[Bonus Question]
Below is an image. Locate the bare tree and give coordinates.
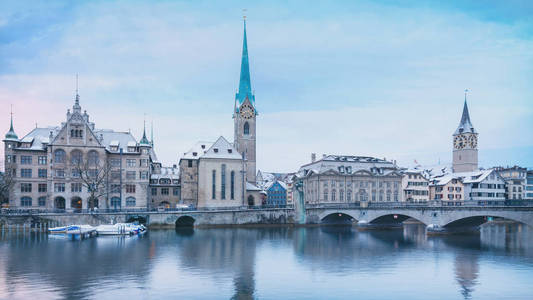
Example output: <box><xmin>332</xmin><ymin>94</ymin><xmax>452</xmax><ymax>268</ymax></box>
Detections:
<box><xmin>0</xmin><ymin>170</ymin><xmax>14</xmax><ymax>206</ymax></box>
<box><xmin>73</xmin><ymin>154</ymin><xmax>112</xmax><ymax>211</ymax></box>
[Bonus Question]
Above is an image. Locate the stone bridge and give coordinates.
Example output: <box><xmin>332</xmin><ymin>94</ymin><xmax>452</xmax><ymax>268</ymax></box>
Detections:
<box><xmin>304</xmin><ymin>206</ymin><xmax>533</xmax><ymax>228</ymax></box>
<box><xmin>1</xmin><ymin>205</ymin><xmax>532</xmax><ymax>231</ymax></box>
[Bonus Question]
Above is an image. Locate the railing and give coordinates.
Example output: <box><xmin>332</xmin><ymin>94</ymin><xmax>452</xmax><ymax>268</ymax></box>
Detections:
<box><xmin>0</xmin><ymin>204</ymin><xmax>295</xmax><ymax>216</ymax></box>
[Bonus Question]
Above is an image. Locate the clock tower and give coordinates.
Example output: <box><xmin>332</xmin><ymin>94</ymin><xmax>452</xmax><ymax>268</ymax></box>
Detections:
<box><xmin>452</xmin><ymin>91</ymin><xmax>478</xmax><ymax>173</ymax></box>
<box><xmin>234</xmin><ymin>17</ymin><xmax>257</xmax><ymax>183</ymax></box>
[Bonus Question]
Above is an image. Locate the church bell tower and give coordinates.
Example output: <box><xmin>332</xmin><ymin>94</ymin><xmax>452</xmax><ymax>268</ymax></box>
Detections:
<box><xmin>233</xmin><ymin>17</ymin><xmax>257</xmax><ymax>183</ymax></box>
<box><xmin>452</xmin><ymin>91</ymin><xmax>478</xmax><ymax>173</ymax></box>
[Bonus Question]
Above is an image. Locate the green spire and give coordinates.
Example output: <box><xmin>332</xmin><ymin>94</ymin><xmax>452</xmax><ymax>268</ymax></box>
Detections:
<box><xmin>235</xmin><ymin>18</ymin><xmax>255</xmax><ymax>108</ymax></box>
<box><xmin>5</xmin><ymin>106</ymin><xmax>18</xmax><ymax>140</ymax></box>
<box><xmin>139</xmin><ymin>117</ymin><xmax>150</xmax><ymax>146</ymax></box>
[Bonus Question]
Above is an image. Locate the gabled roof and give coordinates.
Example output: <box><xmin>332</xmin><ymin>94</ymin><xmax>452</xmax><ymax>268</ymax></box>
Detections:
<box><xmin>202</xmin><ymin>136</ymin><xmax>243</xmax><ymax>160</ymax></box>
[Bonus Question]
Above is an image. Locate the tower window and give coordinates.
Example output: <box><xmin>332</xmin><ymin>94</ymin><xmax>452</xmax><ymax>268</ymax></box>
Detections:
<box><xmin>244</xmin><ymin>122</ymin><xmax>250</xmax><ymax>135</ymax></box>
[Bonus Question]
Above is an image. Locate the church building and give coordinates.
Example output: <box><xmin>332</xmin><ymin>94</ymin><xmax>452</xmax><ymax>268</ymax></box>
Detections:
<box><xmin>179</xmin><ymin>18</ymin><xmax>262</xmax><ymax>208</ymax></box>
<box><xmin>452</xmin><ymin>93</ymin><xmax>479</xmax><ymax>173</ymax></box>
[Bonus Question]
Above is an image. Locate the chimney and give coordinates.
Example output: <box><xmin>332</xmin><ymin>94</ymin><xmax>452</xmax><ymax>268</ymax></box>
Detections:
<box><xmin>311</xmin><ymin>153</ymin><xmax>316</xmax><ymax>163</ymax></box>
<box><xmin>322</xmin><ymin>154</ymin><xmax>327</xmax><ymax>158</ymax></box>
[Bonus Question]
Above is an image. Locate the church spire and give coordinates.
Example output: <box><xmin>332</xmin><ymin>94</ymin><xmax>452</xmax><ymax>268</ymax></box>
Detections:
<box><xmin>235</xmin><ymin>15</ymin><xmax>255</xmax><ymax>108</ymax></box>
<box><xmin>150</xmin><ymin>120</ymin><xmax>154</xmax><ymax>147</ymax></box>
<box><xmin>5</xmin><ymin>105</ymin><xmax>18</xmax><ymax>140</ymax></box>
<box><xmin>73</xmin><ymin>73</ymin><xmax>81</xmax><ymax>114</ymax></box>
<box><xmin>454</xmin><ymin>89</ymin><xmax>476</xmax><ymax>135</ymax></box>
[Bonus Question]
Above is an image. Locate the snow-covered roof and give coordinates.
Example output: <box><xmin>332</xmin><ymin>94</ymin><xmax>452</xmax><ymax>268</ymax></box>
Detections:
<box><xmin>265</xmin><ymin>180</ymin><xmax>288</xmax><ymax>190</ymax></box>
<box><xmin>151</xmin><ymin>166</ymin><xmax>179</xmax><ymax>180</ymax></box>
<box><xmin>430</xmin><ymin>169</ymin><xmax>501</xmax><ymax>186</ymax></box>
<box><xmin>17</xmin><ymin>127</ymin><xmax>59</xmax><ymax>151</ymax></box>
<box><xmin>94</xmin><ymin>129</ymin><xmax>138</xmax><ymax>152</ymax></box>
<box><xmin>181</xmin><ymin>137</ymin><xmax>242</xmax><ymax>161</ymax></box>
<box><xmin>246</xmin><ymin>182</ymin><xmax>262</xmax><ymax>191</ymax></box>
<box><xmin>298</xmin><ymin>155</ymin><xmax>400</xmax><ymax>177</ymax></box>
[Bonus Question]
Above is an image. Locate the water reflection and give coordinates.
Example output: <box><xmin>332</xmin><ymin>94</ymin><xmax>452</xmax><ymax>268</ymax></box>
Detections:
<box><xmin>0</xmin><ymin>224</ymin><xmax>532</xmax><ymax>300</ymax></box>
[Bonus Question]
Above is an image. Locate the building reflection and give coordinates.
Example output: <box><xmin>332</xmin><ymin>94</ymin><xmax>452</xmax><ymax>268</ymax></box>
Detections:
<box><xmin>0</xmin><ymin>232</ymin><xmax>152</xmax><ymax>299</ymax></box>
<box><xmin>454</xmin><ymin>252</ymin><xmax>479</xmax><ymax>299</ymax></box>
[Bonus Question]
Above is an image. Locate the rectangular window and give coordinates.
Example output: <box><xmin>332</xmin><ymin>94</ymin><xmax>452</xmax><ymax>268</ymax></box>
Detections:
<box><xmin>161</xmin><ymin>188</ymin><xmax>169</xmax><ymax>195</ymax></box>
<box><xmin>54</xmin><ymin>183</ymin><xmax>65</xmax><ymax>192</ymax></box>
<box><xmin>21</xmin><ymin>169</ymin><xmax>32</xmax><ymax>178</ymax></box>
<box><xmin>38</xmin><ymin>183</ymin><xmax>47</xmax><ymax>193</ymax></box>
<box><xmin>151</xmin><ymin>188</ymin><xmax>157</xmax><ymax>196</ymax></box>
<box><xmin>173</xmin><ymin>188</ymin><xmax>179</xmax><ymax>196</ymax></box>
<box><xmin>221</xmin><ymin>165</ymin><xmax>226</xmax><ymax>200</ymax></box>
<box><xmin>55</xmin><ymin>169</ymin><xmax>65</xmax><ymax>178</ymax></box>
<box><xmin>140</xmin><ymin>159</ymin><xmax>148</xmax><ymax>167</ymax></box>
<box><xmin>38</xmin><ymin>156</ymin><xmax>47</xmax><ymax>165</ymax></box>
<box><xmin>188</xmin><ymin>160</ymin><xmax>193</xmax><ymax>168</ymax></box>
<box><xmin>71</xmin><ymin>169</ymin><xmax>80</xmax><ymax>178</ymax></box>
<box><xmin>230</xmin><ymin>171</ymin><xmax>235</xmax><ymax>200</ymax></box>
<box><xmin>71</xmin><ymin>182</ymin><xmax>82</xmax><ymax>193</ymax></box>
<box><xmin>126</xmin><ymin>171</ymin><xmax>136</xmax><ymax>180</ymax></box>
<box><xmin>38</xmin><ymin>197</ymin><xmax>46</xmax><ymax>206</ymax></box>
<box><xmin>110</xmin><ymin>158</ymin><xmax>121</xmax><ymax>167</ymax></box>
<box><xmin>126</xmin><ymin>159</ymin><xmax>136</xmax><ymax>167</ymax></box>
<box><xmin>20</xmin><ymin>183</ymin><xmax>32</xmax><ymax>193</ymax></box>
<box><xmin>140</xmin><ymin>171</ymin><xmax>148</xmax><ymax>180</ymax></box>
<box><xmin>38</xmin><ymin>169</ymin><xmax>47</xmax><ymax>178</ymax></box>
<box><xmin>111</xmin><ymin>184</ymin><xmax>121</xmax><ymax>193</ymax></box>
<box><xmin>111</xmin><ymin>171</ymin><xmax>121</xmax><ymax>180</ymax></box>
<box><xmin>88</xmin><ymin>169</ymin><xmax>98</xmax><ymax>178</ymax></box>
<box><xmin>126</xmin><ymin>184</ymin><xmax>136</xmax><ymax>193</ymax></box>
<box><xmin>21</xmin><ymin>156</ymin><xmax>32</xmax><ymax>165</ymax></box>
<box><xmin>212</xmin><ymin>170</ymin><xmax>216</xmax><ymax>199</ymax></box>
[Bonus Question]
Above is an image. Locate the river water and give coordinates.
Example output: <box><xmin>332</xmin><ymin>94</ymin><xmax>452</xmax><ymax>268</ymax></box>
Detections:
<box><xmin>0</xmin><ymin>223</ymin><xmax>532</xmax><ymax>300</ymax></box>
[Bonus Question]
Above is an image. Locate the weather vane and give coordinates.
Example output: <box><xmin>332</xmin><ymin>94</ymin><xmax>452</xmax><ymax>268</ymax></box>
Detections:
<box><xmin>243</xmin><ymin>8</ymin><xmax>247</xmax><ymax>20</ymax></box>
<box><xmin>464</xmin><ymin>88</ymin><xmax>469</xmax><ymax>100</ymax></box>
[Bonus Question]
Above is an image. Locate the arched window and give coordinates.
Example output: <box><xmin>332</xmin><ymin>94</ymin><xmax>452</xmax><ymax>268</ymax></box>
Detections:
<box><xmin>126</xmin><ymin>197</ymin><xmax>136</xmax><ymax>207</ymax></box>
<box><xmin>111</xmin><ymin>197</ymin><xmax>121</xmax><ymax>208</ymax></box>
<box><xmin>88</xmin><ymin>150</ymin><xmax>99</xmax><ymax>165</ymax></box>
<box><xmin>230</xmin><ymin>171</ymin><xmax>235</xmax><ymax>200</ymax></box>
<box><xmin>324</xmin><ymin>189</ymin><xmax>328</xmax><ymax>201</ymax></box>
<box><xmin>21</xmin><ymin>197</ymin><xmax>32</xmax><ymax>207</ymax></box>
<box><xmin>243</xmin><ymin>122</ymin><xmax>250</xmax><ymax>135</ymax></box>
<box><xmin>54</xmin><ymin>149</ymin><xmax>66</xmax><ymax>163</ymax></box>
<box><xmin>70</xmin><ymin>150</ymin><xmax>83</xmax><ymax>165</ymax></box>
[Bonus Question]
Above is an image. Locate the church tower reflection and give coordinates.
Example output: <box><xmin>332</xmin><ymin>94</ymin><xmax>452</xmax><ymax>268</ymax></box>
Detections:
<box><xmin>454</xmin><ymin>252</ymin><xmax>479</xmax><ymax>299</ymax></box>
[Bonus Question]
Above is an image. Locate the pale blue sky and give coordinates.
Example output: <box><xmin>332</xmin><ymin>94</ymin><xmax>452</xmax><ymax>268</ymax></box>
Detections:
<box><xmin>1</xmin><ymin>0</ymin><xmax>532</xmax><ymax>171</ymax></box>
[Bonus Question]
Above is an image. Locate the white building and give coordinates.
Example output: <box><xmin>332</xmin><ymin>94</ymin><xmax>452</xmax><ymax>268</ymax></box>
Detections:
<box><xmin>401</xmin><ymin>169</ymin><xmax>430</xmax><ymax>202</ymax></box>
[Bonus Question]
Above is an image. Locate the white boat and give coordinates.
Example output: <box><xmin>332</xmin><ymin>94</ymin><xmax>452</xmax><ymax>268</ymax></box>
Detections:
<box><xmin>95</xmin><ymin>224</ymin><xmax>131</xmax><ymax>235</ymax></box>
<box><xmin>49</xmin><ymin>225</ymin><xmax>69</xmax><ymax>234</ymax></box>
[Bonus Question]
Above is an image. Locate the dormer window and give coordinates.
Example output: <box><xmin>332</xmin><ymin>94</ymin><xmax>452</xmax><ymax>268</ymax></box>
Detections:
<box><xmin>214</xmin><ymin>148</ymin><xmax>219</xmax><ymax>153</ymax></box>
<box><xmin>127</xmin><ymin>146</ymin><xmax>135</xmax><ymax>152</ymax></box>
<box><xmin>110</xmin><ymin>146</ymin><xmax>118</xmax><ymax>152</ymax></box>
<box><xmin>338</xmin><ymin>166</ymin><xmax>345</xmax><ymax>173</ymax></box>
<box><xmin>192</xmin><ymin>152</ymin><xmax>197</xmax><ymax>157</ymax></box>
<box><xmin>228</xmin><ymin>149</ymin><xmax>232</xmax><ymax>153</ymax></box>
<box><xmin>201</xmin><ymin>145</ymin><xmax>206</xmax><ymax>149</ymax></box>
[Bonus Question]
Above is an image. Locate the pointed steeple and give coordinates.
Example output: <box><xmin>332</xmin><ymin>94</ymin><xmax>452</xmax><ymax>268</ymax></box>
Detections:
<box><xmin>139</xmin><ymin>116</ymin><xmax>150</xmax><ymax>146</ymax></box>
<box><xmin>73</xmin><ymin>74</ymin><xmax>81</xmax><ymax>114</ymax></box>
<box><xmin>150</xmin><ymin>120</ymin><xmax>154</xmax><ymax>147</ymax></box>
<box><xmin>235</xmin><ymin>16</ymin><xmax>255</xmax><ymax>109</ymax></box>
<box><xmin>454</xmin><ymin>89</ymin><xmax>476</xmax><ymax>135</ymax></box>
<box><xmin>5</xmin><ymin>105</ymin><xmax>18</xmax><ymax>140</ymax></box>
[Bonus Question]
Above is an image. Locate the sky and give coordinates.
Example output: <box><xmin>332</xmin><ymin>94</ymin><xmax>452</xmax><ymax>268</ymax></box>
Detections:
<box><xmin>1</xmin><ymin>0</ymin><xmax>532</xmax><ymax>172</ymax></box>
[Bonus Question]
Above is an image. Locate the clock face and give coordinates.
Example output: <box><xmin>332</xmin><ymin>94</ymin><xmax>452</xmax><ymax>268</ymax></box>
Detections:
<box><xmin>468</xmin><ymin>135</ymin><xmax>478</xmax><ymax>148</ymax></box>
<box><xmin>454</xmin><ymin>135</ymin><xmax>465</xmax><ymax>149</ymax></box>
<box><xmin>240</xmin><ymin>104</ymin><xmax>254</xmax><ymax>119</ymax></box>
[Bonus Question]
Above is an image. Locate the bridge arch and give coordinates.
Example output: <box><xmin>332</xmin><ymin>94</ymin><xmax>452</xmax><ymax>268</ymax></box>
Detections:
<box><xmin>368</xmin><ymin>213</ymin><xmax>427</xmax><ymax>225</ymax></box>
<box><xmin>320</xmin><ymin>212</ymin><xmax>357</xmax><ymax>225</ymax></box>
<box><xmin>175</xmin><ymin>216</ymin><xmax>195</xmax><ymax>228</ymax></box>
<box><xmin>442</xmin><ymin>212</ymin><xmax>533</xmax><ymax>228</ymax></box>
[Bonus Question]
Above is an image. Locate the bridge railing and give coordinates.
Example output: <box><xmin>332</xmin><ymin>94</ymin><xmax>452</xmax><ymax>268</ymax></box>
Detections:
<box><xmin>0</xmin><ymin>204</ymin><xmax>295</xmax><ymax>216</ymax></box>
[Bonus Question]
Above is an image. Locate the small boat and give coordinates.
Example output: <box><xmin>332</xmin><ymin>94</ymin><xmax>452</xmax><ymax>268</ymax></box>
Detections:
<box><xmin>48</xmin><ymin>225</ymin><xmax>69</xmax><ymax>234</ymax></box>
<box><xmin>95</xmin><ymin>224</ymin><xmax>131</xmax><ymax>235</ymax></box>
<box><xmin>48</xmin><ymin>225</ymin><xmax>97</xmax><ymax>240</ymax></box>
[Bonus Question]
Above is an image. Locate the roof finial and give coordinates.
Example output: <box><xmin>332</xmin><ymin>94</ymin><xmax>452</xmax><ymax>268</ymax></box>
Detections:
<box><xmin>243</xmin><ymin>8</ymin><xmax>247</xmax><ymax>21</ymax></box>
<box><xmin>73</xmin><ymin>73</ymin><xmax>81</xmax><ymax>113</ymax></box>
<box><xmin>139</xmin><ymin>113</ymin><xmax>150</xmax><ymax>146</ymax></box>
<box><xmin>76</xmin><ymin>73</ymin><xmax>79</xmax><ymax>95</ymax></box>
<box><xmin>150</xmin><ymin>119</ymin><xmax>154</xmax><ymax>146</ymax></box>
<box><xmin>464</xmin><ymin>88</ymin><xmax>468</xmax><ymax>102</ymax></box>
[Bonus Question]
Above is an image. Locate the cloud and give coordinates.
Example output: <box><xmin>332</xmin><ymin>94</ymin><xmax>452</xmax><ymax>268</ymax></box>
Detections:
<box><xmin>0</xmin><ymin>0</ymin><xmax>532</xmax><ymax>171</ymax></box>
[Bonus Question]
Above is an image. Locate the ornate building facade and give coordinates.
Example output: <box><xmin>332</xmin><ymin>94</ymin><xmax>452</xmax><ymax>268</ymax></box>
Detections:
<box><xmin>3</xmin><ymin>93</ymin><xmax>156</xmax><ymax>210</ymax></box>
<box><xmin>296</xmin><ymin>155</ymin><xmax>403</xmax><ymax>204</ymax></box>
